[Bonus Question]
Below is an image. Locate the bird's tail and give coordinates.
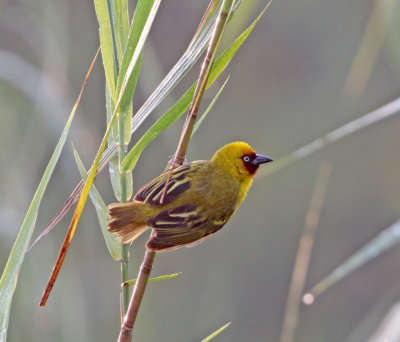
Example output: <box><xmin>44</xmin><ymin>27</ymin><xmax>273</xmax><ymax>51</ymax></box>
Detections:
<box><xmin>107</xmin><ymin>202</ymin><xmax>149</xmax><ymax>244</ymax></box>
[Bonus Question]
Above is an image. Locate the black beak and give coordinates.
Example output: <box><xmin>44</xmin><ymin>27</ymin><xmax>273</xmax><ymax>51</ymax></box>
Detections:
<box><xmin>251</xmin><ymin>154</ymin><xmax>273</xmax><ymax>166</ymax></box>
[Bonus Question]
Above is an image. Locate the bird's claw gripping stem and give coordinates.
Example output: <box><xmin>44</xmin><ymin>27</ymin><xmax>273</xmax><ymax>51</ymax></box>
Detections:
<box><xmin>168</xmin><ymin>155</ymin><xmax>189</xmax><ymax>168</ymax></box>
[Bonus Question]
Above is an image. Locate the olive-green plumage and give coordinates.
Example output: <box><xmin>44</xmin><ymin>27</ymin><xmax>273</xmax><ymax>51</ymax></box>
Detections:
<box><xmin>107</xmin><ymin>142</ymin><xmax>272</xmax><ymax>252</ymax></box>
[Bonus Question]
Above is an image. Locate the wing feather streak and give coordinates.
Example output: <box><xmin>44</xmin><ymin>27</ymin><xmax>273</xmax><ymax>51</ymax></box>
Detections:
<box><xmin>134</xmin><ymin>165</ymin><xmax>192</xmax><ymax>206</ymax></box>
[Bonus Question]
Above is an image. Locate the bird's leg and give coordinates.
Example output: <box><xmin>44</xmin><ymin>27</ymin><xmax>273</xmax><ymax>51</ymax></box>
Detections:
<box><xmin>168</xmin><ymin>155</ymin><xmax>190</xmax><ymax>168</ymax></box>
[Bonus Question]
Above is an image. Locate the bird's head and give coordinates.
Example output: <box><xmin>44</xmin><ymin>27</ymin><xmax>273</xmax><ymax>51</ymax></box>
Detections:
<box><xmin>211</xmin><ymin>142</ymin><xmax>273</xmax><ymax>180</ymax></box>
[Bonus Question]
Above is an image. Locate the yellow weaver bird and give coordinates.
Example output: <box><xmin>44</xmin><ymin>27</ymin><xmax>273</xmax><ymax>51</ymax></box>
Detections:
<box><xmin>107</xmin><ymin>142</ymin><xmax>273</xmax><ymax>252</ymax></box>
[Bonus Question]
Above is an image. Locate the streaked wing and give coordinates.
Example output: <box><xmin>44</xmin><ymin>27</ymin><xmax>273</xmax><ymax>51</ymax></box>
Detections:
<box><xmin>134</xmin><ymin>165</ymin><xmax>191</xmax><ymax>206</ymax></box>
<box><xmin>146</xmin><ymin>205</ymin><xmax>229</xmax><ymax>251</ymax></box>
<box><xmin>148</xmin><ymin>204</ymin><xmax>200</xmax><ymax>229</ymax></box>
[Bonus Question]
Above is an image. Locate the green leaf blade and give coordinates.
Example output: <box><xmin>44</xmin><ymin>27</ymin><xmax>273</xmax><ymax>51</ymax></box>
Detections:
<box><xmin>201</xmin><ymin>322</ymin><xmax>231</xmax><ymax>342</ymax></box>
<box><xmin>0</xmin><ymin>100</ymin><xmax>77</xmax><ymax>340</ymax></box>
<box><xmin>94</xmin><ymin>0</ymin><xmax>118</xmax><ymax>100</ymax></box>
<box><xmin>108</xmin><ymin>156</ymin><xmax>134</xmax><ymax>202</ymax></box>
<box><xmin>72</xmin><ymin>146</ymin><xmax>122</xmax><ymax>261</ymax></box>
<box><xmin>193</xmin><ymin>76</ymin><xmax>230</xmax><ymax>136</ymax></box>
<box><xmin>121</xmin><ymin>84</ymin><xmax>196</xmax><ymax>172</ymax></box>
<box><xmin>121</xmin><ymin>5</ymin><xmax>269</xmax><ymax>173</ymax></box>
<box><xmin>117</xmin><ymin>0</ymin><xmax>154</xmax><ymax>121</ymax></box>
<box><xmin>125</xmin><ymin>272</ymin><xmax>182</xmax><ymax>286</ymax></box>
<box><xmin>113</xmin><ymin>0</ymin><xmax>130</xmax><ymax>63</ymax></box>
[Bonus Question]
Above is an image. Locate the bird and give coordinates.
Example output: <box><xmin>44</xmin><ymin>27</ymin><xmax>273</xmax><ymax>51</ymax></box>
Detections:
<box><xmin>107</xmin><ymin>142</ymin><xmax>273</xmax><ymax>252</ymax></box>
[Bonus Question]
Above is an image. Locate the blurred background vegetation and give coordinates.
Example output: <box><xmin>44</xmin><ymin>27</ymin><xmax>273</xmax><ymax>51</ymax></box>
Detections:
<box><xmin>1</xmin><ymin>0</ymin><xmax>400</xmax><ymax>341</ymax></box>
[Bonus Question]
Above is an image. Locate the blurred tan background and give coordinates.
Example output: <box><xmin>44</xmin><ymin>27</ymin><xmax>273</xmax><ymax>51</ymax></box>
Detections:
<box><xmin>1</xmin><ymin>0</ymin><xmax>400</xmax><ymax>341</ymax></box>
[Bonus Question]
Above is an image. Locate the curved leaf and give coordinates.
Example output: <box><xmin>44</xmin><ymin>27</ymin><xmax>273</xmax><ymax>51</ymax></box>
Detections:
<box><xmin>0</xmin><ymin>86</ymin><xmax>77</xmax><ymax>340</ymax></box>
<box><xmin>121</xmin><ymin>4</ymin><xmax>270</xmax><ymax>172</ymax></box>
<box><xmin>72</xmin><ymin>146</ymin><xmax>122</xmax><ymax>261</ymax></box>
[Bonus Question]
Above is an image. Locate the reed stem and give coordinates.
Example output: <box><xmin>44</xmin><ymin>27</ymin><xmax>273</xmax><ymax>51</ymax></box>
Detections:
<box><xmin>118</xmin><ymin>247</ymin><xmax>156</xmax><ymax>342</ymax></box>
<box><xmin>117</xmin><ymin>1</ymin><xmax>233</xmax><ymax>340</ymax></box>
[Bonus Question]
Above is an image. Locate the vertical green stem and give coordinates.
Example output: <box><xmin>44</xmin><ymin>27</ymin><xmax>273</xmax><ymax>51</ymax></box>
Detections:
<box><xmin>120</xmin><ymin>242</ymin><xmax>130</xmax><ymax>316</ymax></box>
<box><xmin>119</xmin><ymin>248</ymin><xmax>156</xmax><ymax>342</ymax></box>
<box><xmin>118</xmin><ymin>114</ymin><xmax>130</xmax><ymax>315</ymax></box>
<box><xmin>106</xmin><ymin>0</ymin><xmax>129</xmax><ymax>317</ymax></box>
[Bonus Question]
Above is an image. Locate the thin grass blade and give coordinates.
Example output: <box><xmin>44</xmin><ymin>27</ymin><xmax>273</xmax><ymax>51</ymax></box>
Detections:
<box><xmin>201</xmin><ymin>322</ymin><xmax>231</xmax><ymax>342</ymax></box>
<box><xmin>0</xmin><ymin>287</ymin><xmax>12</xmax><ymax>342</ymax></box>
<box><xmin>192</xmin><ymin>75</ymin><xmax>230</xmax><ymax>136</ymax></box>
<box><xmin>259</xmin><ymin>96</ymin><xmax>400</xmax><ymax>180</ymax></box>
<box><xmin>39</xmin><ymin>92</ymin><xmax>119</xmax><ymax>306</ymax></box>
<box><xmin>124</xmin><ymin>272</ymin><xmax>182</xmax><ymax>286</ymax></box>
<box><xmin>27</xmin><ymin>48</ymin><xmax>101</xmax><ymax>252</ymax></box>
<box><xmin>0</xmin><ymin>107</ymin><xmax>71</xmax><ymax>336</ymax></box>
<box><xmin>118</xmin><ymin>0</ymin><xmax>161</xmax><ymax>113</ymax></box>
<box><xmin>120</xmin><ymin>73</ymin><xmax>228</xmax><ymax>173</ymax></box>
<box><xmin>116</xmin><ymin>0</ymin><xmax>155</xmax><ymax>124</ymax></box>
<box><xmin>94</xmin><ymin>0</ymin><xmax>118</xmax><ymax>100</ymax></box>
<box><xmin>72</xmin><ymin>145</ymin><xmax>122</xmax><ymax>261</ymax></box>
<box><xmin>113</xmin><ymin>0</ymin><xmax>129</xmax><ymax>63</ymax></box>
<box><xmin>303</xmin><ymin>219</ymin><xmax>400</xmax><ymax>304</ymax></box>
<box><xmin>127</xmin><ymin>0</ymin><xmax>242</xmax><ymax>138</ymax></box>
<box><xmin>0</xmin><ymin>46</ymin><xmax>97</xmax><ymax>338</ymax></box>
